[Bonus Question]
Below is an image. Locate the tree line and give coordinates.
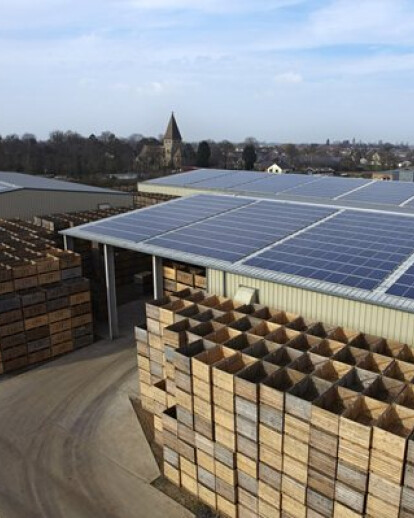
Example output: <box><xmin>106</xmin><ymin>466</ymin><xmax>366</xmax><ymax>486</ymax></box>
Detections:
<box><xmin>0</xmin><ymin>132</ymin><xmax>258</xmax><ymax>178</ymax></box>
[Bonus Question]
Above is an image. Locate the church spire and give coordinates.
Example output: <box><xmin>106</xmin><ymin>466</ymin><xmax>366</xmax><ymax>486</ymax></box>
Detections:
<box><xmin>164</xmin><ymin>112</ymin><xmax>182</xmax><ymax>142</ymax></box>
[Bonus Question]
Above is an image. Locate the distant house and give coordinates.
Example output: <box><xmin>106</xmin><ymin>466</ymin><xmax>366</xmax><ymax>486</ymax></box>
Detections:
<box><xmin>266</xmin><ymin>162</ymin><xmax>287</xmax><ymax>174</ymax></box>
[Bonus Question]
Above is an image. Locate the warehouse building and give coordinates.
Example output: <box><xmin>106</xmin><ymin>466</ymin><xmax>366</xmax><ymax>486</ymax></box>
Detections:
<box><xmin>137</xmin><ymin>168</ymin><xmax>414</xmax><ymax>213</ymax></box>
<box><xmin>0</xmin><ymin>171</ymin><xmax>132</xmax><ymax>219</ymax></box>
<box><xmin>62</xmin><ymin>186</ymin><xmax>414</xmax><ymax>345</ymax></box>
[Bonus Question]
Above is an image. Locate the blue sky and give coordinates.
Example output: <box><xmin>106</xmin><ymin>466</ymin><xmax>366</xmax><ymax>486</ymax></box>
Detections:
<box><xmin>1</xmin><ymin>0</ymin><xmax>414</xmax><ymax>142</ymax></box>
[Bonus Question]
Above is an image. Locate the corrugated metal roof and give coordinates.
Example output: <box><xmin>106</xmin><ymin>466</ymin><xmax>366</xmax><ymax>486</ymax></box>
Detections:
<box><xmin>62</xmin><ymin>193</ymin><xmax>414</xmax><ymax>314</ymax></box>
<box><xmin>0</xmin><ymin>172</ymin><xmax>128</xmax><ymax>195</ymax></box>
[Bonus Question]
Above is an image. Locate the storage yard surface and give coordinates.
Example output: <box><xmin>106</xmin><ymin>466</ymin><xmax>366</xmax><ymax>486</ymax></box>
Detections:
<box><xmin>0</xmin><ymin>300</ymin><xmax>192</xmax><ymax>518</ymax></box>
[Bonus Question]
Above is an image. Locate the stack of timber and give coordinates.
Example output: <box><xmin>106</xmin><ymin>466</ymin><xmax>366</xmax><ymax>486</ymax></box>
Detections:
<box><xmin>135</xmin><ymin>288</ymin><xmax>414</xmax><ymax>517</ymax></box>
<box><xmin>163</xmin><ymin>260</ymin><xmax>207</xmax><ymax>295</ymax></box>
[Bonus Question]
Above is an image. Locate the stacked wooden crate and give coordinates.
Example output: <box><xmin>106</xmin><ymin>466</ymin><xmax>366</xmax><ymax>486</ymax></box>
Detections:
<box><xmin>136</xmin><ymin>289</ymin><xmax>414</xmax><ymax>518</ymax></box>
<box><xmin>163</xmin><ymin>261</ymin><xmax>207</xmax><ymax>296</ymax></box>
<box><xmin>0</xmin><ymin>221</ymin><xmax>94</xmax><ymax>375</ymax></box>
<box><xmin>133</xmin><ymin>192</ymin><xmax>176</xmax><ymax>209</ymax></box>
<box><xmin>0</xmin><ymin>276</ymin><xmax>93</xmax><ymax>374</ymax></box>
<box><xmin>402</xmin><ymin>434</ymin><xmax>414</xmax><ymax>517</ymax></box>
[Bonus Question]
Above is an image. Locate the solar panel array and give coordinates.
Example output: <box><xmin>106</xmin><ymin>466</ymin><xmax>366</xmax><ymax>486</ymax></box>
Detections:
<box><xmin>228</xmin><ymin>174</ymin><xmax>315</xmax><ymax>194</ymax></box>
<box><xmin>284</xmin><ymin>176</ymin><xmax>371</xmax><ymax>199</ymax></box>
<box><xmin>64</xmin><ymin>192</ymin><xmax>414</xmax><ymax>307</ymax></box>
<box><xmin>386</xmin><ymin>265</ymin><xmax>414</xmax><ymax>299</ymax></box>
<box><xmin>191</xmin><ymin>171</ymin><xmax>265</xmax><ymax>189</ymax></box>
<box><xmin>334</xmin><ymin>180</ymin><xmax>414</xmax><ymax>206</ymax></box>
<box><xmin>145</xmin><ymin>169</ymin><xmax>414</xmax><ymax>208</ymax></box>
<box><xmin>147</xmin><ymin>202</ymin><xmax>335</xmax><ymax>263</ymax></box>
<box><xmin>146</xmin><ymin>169</ymin><xmax>228</xmax><ymax>186</ymax></box>
<box><xmin>245</xmin><ymin>211</ymin><xmax>414</xmax><ymax>291</ymax></box>
<box><xmin>79</xmin><ymin>194</ymin><xmax>253</xmax><ymax>242</ymax></box>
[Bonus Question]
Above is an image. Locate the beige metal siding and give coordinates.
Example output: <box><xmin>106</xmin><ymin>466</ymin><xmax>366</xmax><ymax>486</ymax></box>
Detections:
<box><xmin>138</xmin><ymin>183</ymin><xmax>204</xmax><ymax>197</ymax></box>
<box><xmin>0</xmin><ymin>190</ymin><xmax>132</xmax><ymax>219</ymax></box>
<box><xmin>207</xmin><ymin>269</ymin><xmax>414</xmax><ymax>345</ymax></box>
<box><xmin>207</xmin><ymin>269</ymin><xmax>224</xmax><ymax>295</ymax></box>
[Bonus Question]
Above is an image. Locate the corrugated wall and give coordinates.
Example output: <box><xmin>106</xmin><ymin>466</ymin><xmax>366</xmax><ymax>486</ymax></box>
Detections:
<box><xmin>207</xmin><ymin>269</ymin><xmax>414</xmax><ymax>345</ymax></box>
<box><xmin>138</xmin><ymin>183</ymin><xmax>204</xmax><ymax>197</ymax></box>
<box><xmin>0</xmin><ymin>190</ymin><xmax>133</xmax><ymax>219</ymax></box>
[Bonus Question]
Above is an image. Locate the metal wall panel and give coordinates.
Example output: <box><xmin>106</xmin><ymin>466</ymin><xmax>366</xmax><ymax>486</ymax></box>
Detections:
<box><xmin>138</xmin><ymin>183</ymin><xmax>205</xmax><ymax>197</ymax></box>
<box><xmin>207</xmin><ymin>269</ymin><xmax>224</xmax><ymax>295</ymax></box>
<box><xmin>207</xmin><ymin>269</ymin><xmax>414</xmax><ymax>345</ymax></box>
<box><xmin>0</xmin><ymin>190</ymin><xmax>132</xmax><ymax>219</ymax></box>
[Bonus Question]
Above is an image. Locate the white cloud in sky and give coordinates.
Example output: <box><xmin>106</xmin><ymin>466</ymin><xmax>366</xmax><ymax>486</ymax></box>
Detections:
<box><xmin>1</xmin><ymin>0</ymin><xmax>414</xmax><ymax>141</ymax></box>
<box><xmin>274</xmin><ymin>72</ymin><xmax>303</xmax><ymax>84</ymax></box>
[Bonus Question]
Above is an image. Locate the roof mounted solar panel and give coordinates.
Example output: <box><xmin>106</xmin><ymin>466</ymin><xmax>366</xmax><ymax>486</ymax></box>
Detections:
<box><xmin>228</xmin><ymin>174</ymin><xmax>316</xmax><ymax>194</ymax></box>
<box><xmin>244</xmin><ymin>210</ymin><xmax>414</xmax><ymax>291</ymax></box>
<box><xmin>147</xmin><ymin>201</ymin><xmax>335</xmax><ymax>262</ymax></box>
<box><xmin>340</xmin><ymin>181</ymin><xmax>414</xmax><ymax>206</ymax></box>
<box><xmin>284</xmin><ymin>176</ymin><xmax>371</xmax><ymax>199</ymax></box>
<box><xmin>386</xmin><ymin>264</ymin><xmax>414</xmax><ymax>299</ymax></box>
<box><xmin>189</xmin><ymin>171</ymin><xmax>267</xmax><ymax>189</ymax></box>
<box><xmin>64</xmin><ymin>194</ymin><xmax>254</xmax><ymax>243</ymax></box>
<box><xmin>146</xmin><ymin>168</ymin><xmax>229</xmax><ymax>186</ymax></box>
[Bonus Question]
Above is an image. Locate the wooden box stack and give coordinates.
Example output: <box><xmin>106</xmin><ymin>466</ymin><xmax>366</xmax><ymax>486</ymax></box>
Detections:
<box><xmin>402</xmin><ymin>433</ymin><xmax>414</xmax><ymax>517</ymax></box>
<box><xmin>235</xmin><ymin>360</ymin><xmax>277</xmax><ymax>518</ymax></box>
<box><xmin>336</xmin><ymin>396</ymin><xmax>388</xmax><ymax>517</ymax></box>
<box><xmin>0</xmin><ymin>213</ymin><xmax>101</xmax><ymax>376</ymax></box>
<box><xmin>136</xmin><ymin>289</ymin><xmax>414</xmax><ymax>518</ymax></box>
<box><xmin>310</xmin><ymin>385</ymin><xmax>359</xmax><ymax>518</ymax></box>
<box><xmin>367</xmin><ymin>403</ymin><xmax>414</xmax><ymax>517</ymax></box>
<box><xmin>162</xmin><ymin>261</ymin><xmax>207</xmax><ymax>296</ymax></box>
<box><xmin>0</xmin><ymin>252</ymin><xmax>93</xmax><ymax>374</ymax></box>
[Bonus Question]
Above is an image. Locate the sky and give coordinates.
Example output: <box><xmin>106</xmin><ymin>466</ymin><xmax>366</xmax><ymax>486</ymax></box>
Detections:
<box><xmin>1</xmin><ymin>0</ymin><xmax>414</xmax><ymax>143</ymax></box>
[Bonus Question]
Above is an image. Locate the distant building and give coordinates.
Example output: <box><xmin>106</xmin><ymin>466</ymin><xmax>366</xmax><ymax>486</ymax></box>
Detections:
<box><xmin>0</xmin><ymin>172</ymin><xmax>132</xmax><ymax>219</ymax></box>
<box><xmin>139</xmin><ymin>113</ymin><xmax>183</xmax><ymax>170</ymax></box>
<box><xmin>372</xmin><ymin>169</ymin><xmax>414</xmax><ymax>182</ymax></box>
<box><xmin>266</xmin><ymin>162</ymin><xmax>287</xmax><ymax>174</ymax></box>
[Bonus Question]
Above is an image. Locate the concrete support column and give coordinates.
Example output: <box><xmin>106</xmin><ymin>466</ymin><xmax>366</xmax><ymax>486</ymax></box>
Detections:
<box><xmin>63</xmin><ymin>235</ymin><xmax>75</xmax><ymax>251</ymax></box>
<box><xmin>152</xmin><ymin>256</ymin><xmax>163</xmax><ymax>299</ymax></box>
<box><xmin>103</xmin><ymin>244</ymin><xmax>119</xmax><ymax>340</ymax></box>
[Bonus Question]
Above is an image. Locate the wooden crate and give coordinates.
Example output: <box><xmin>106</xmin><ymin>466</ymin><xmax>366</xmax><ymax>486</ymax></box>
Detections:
<box><xmin>370</xmin><ymin>403</ymin><xmax>414</xmax><ymax>484</ymax></box>
<box><xmin>285</xmin><ymin>375</ymin><xmax>332</xmax><ymax>422</ymax></box>
<box><xmin>192</xmin><ymin>345</ymin><xmax>236</xmax><ymax>384</ymax></box>
<box><xmin>235</xmin><ymin>361</ymin><xmax>278</xmax><ymax>403</ymax></box>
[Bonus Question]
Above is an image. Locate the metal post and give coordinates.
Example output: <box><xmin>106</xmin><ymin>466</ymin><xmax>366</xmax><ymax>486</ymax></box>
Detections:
<box><xmin>103</xmin><ymin>244</ymin><xmax>119</xmax><ymax>340</ymax></box>
<box><xmin>152</xmin><ymin>256</ymin><xmax>163</xmax><ymax>299</ymax></box>
<box><xmin>63</xmin><ymin>235</ymin><xmax>75</xmax><ymax>251</ymax></box>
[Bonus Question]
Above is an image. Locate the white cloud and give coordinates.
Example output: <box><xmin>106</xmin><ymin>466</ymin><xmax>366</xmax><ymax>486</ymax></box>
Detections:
<box><xmin>127</xmin><ymin>0</ymin><xmax>304</xmax><ymax>13</ymax></box>
<box><xmin>259</xmin><ymin>0</ymin><xmax>414</xmax><ymax>51</ymax></box>
<box><xmin>274</xmin><ymin>72</ymin><xmax>303</xmax><ymax>84</ymax></box>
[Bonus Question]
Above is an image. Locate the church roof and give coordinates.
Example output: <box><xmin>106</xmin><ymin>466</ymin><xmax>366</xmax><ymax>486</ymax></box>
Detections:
<box><xmin>164</xmin><ymin>113</ymin><xmax>182</xmax><ymax>141</ymax></box>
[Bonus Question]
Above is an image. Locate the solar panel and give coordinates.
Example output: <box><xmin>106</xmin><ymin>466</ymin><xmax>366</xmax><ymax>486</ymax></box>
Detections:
<box><xmin>146</xmin><ymin>169</ymin><xmax>229</xmax><ymax>186</ymax></box>
<box><xmin>190</xmin><ymin>171</ymin><xmax>266</xmax><ymax>189</ymax></box>
<box><xmin>386</xmin><ymin>264</ymin><xmax>414</xmax><ymax>299</ymax></box>
<box><xmin>245</xmin><ymin>211</ymin><xmax>414</xmax><ymax>291</ymax></box>
<box><xmin>340</xmin><ymin>181</ymin><xmax>414</xmax><ymax>206</ymax></box>
<box><xmin>228</xmin><ymin>174</ymin><xmax>316</xmax><ymax>194</ymax></box>
<box><xmin>284</xmin><ymin>177</ymin><xmax>371</xmax><ymax>199</ymax></box>
<box><xmin>147</xmin><ymin>201</ymin><xmax>335</xmax><ymax>263</ymax></box>
<box><xmin>79</xmin><ymin>194</ymin><xmax>253</xmax><ymax>242</ymax></box>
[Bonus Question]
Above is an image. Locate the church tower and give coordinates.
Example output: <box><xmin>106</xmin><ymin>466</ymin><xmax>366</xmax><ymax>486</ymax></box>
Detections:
<box><xmin>163</xmin><ymin>112</ymin><xmax>182</xmax><ymax>168</ymax></box>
